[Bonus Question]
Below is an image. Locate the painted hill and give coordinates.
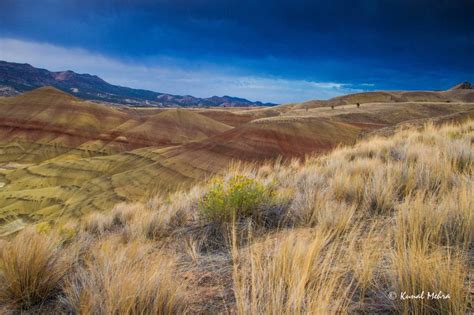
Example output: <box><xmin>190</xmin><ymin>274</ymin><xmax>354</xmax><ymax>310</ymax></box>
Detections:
<box><xmin>0</xmin><ymin>87</ymin><xmax>233</xmax><ymax>163</ymax></box>
<box><xmin>111</xmin><ymin>109</ymin><xmax>232</xmax><ymax>146</ymax></box>
<box><xmin>150</xmin><ymin>100</ymin><xmax>474</xmax><ymax>179</ymax></box>
<box><xmin>0</xmin><ymin>61</ymin><xmax>275</xmax><ymax>107</ymax></box>
<box><xmin>0</xmin><ymin>85</ymin><xmax>473</xmax><ymax>233</ymax></box>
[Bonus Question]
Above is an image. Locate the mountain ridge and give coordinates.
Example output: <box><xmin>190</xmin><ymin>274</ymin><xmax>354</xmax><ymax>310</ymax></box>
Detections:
<box><xmin>0</xmin><ymin>60</ymin><xmax>275</xmax><ymax>107</ymax></box>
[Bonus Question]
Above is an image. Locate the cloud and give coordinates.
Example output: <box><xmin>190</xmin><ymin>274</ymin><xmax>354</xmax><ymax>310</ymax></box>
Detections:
<box><xmin>0</xmin><ymin>38</ymin><xmax>363</xmax><ymax>103</ymax></box>
<box><xmin>1</xmin><ymin>1</ymin><xmax>472</xmax><ymax>93</ymax></box>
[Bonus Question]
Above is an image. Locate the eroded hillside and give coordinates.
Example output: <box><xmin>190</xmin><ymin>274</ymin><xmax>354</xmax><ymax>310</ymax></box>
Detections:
<box><xmin>0</xmin><ymin>86</ymin><xmax>473</xmax><ymax>234</ymax></box>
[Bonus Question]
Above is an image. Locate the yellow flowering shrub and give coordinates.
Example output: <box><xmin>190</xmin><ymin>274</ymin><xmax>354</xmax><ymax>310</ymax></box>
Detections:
<box><xmin>35</xmin><ymin>222</ymin><xmax>52</xmax><ymax>234</ymax></box>
<box><xmin>199</xmin><ymin>175</ymin><xmax>274</xmax><ymax>224</ymax></box>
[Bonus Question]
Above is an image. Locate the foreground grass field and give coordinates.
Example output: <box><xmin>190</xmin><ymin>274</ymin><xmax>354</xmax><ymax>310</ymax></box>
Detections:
<box><xmin>0</xmin><ymin>118</ymin><xmax>472</xmax><ymax>314</ymax></box>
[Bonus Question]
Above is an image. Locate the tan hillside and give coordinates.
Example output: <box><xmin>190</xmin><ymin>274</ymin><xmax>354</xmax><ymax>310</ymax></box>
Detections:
<box><xmin>111</xmin><ymin>109</ymin><xmax>232</xmax><ymax>146</ymax></box>
<box><xmin>282</xmin><ymin>87</ymin><xmax>474</xmax><ymax>111</ymax></box>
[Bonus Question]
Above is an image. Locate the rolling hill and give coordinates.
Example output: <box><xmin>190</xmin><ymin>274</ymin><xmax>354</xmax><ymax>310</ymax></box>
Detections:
<box><xmin>0</xmin><ymin>87</ymin><xmax>233</xmax><ymax>163</ymax></box>
<box><xmin>0</xmin><ymin>85</ymin><xmax>473</xmax><ymax>235</ymax></box>
<box><xmin>278</xmin><ymin>82</ymin><xmax>474</xmax><ymax>111</ymax></box>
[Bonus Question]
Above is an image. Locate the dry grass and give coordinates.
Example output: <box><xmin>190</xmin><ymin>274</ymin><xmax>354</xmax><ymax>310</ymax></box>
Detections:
<box><xmin>60</xmin><ymin>237</ymin><xmax>185</xmax><ymax>314</ymax></box>
<box><xmin>0</xmin><ymin>229</ymin><xmax>75</xmax><ymax>312</ymax></box>
<box><xmin>229</xmin><ymin>119</ymin><xmax>473</xmax><ymax>314</ymax></box>
<box><xmin>391</xmin><ymin>244</ymin><xmax>468</xmax><ymax>314</ymax></box>
<box><xmin>232</xmin><ymin>228</ymin><xmax>352</xmax><ymax>314</ymax></box>
<box><xmin>0</xmin><ymin>119</ymin><xmax>472</xmax><ymax>314</ymax></box>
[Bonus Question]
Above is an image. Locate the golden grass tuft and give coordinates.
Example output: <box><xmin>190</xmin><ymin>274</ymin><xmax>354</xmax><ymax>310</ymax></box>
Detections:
<box><xmin>61</xmin><ymin>237</ymin><xmax>186</xmax><ymax>314</ymax></box>
<box><xmin>0</xmin><ymin>229</ymin><xmax>75</xmax><ymax>311</ymax></box>
<box><xmin>391</xmin><ymin>245</ymin><xmax>468</xmax><ymax>314</ymax></box>
<box><xmin>232</xmin><ymin>229</ymin><xmax>353</xmax><ymax>314</ymax></box>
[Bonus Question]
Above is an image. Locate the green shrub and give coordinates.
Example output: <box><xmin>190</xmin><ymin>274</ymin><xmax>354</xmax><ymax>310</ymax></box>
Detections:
<box><xmin>199</xmin><ymin>175</ymin><xmax>274</xmax><ymax>224</ymax></box>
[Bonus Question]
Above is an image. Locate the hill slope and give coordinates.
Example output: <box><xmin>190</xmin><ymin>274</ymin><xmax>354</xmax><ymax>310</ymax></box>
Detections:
<box><xmin>111</xmin><ymin>109</ymin><xmax>231</xmax><ymax>145</ymax></box>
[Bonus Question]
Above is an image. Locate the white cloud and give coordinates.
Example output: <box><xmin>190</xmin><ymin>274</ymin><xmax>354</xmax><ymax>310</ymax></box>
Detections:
<box><xmin>0</xmin><ymin>38</ymin><xmax>363</xmax><ymax>103</ymax></box>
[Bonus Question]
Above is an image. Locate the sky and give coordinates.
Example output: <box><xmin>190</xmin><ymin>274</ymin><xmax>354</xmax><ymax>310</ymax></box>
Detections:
<box><xmin>0</xmin><ymin>0</ymin><xmax>473</xmax><ymax>103</ymax></box>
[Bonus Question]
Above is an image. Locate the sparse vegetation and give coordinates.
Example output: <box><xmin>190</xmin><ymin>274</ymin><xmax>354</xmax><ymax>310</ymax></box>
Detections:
<box><xmin>0</xmin><ymin>119</ymin><xmax>472</xmax><ymax>314</ymax></box>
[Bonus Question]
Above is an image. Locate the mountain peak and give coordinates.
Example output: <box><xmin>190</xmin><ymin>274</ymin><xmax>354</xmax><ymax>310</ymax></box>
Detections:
<box><xmin>450</xmin><ymin>81</ymin><xmax>474</xmax><ymax>90</ymax></box>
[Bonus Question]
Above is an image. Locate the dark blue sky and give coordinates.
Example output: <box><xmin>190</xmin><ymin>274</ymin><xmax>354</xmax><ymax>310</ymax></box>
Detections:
<box><xmin>1</xmin><ymin>0</ymin><xmax>473</xmax><ymax>102</ymax></box>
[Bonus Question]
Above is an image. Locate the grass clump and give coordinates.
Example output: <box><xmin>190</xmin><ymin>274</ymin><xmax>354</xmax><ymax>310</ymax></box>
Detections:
<box><xmin>61</xmin><ymin>237</ymin><xmax>186</xmax><ymax>315</ymax></box>
<box><xmin>391</xmin><ymin>245</ymin><xmax>468</xmax><ymax>315</ymax></box>
<box><xmin>0</xmin><ymin>229</ymin><xmax>74</xmax><ymax>312</ymax></box>
<box><xmin>232</xmin><ymin>229</ymin><xmax>352</xmax><ymax>314</ymax></box>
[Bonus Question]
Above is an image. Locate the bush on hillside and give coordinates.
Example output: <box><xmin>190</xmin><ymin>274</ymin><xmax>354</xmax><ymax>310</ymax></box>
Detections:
<box><xmin>199</xmin><ymin>175</ymin><xmax>277</xmax><ymax>225</ymax></box>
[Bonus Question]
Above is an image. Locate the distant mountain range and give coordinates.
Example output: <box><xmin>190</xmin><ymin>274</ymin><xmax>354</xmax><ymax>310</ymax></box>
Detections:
<box><xmin>0</xmin><ymin>61</ymin><xmax>275</xmax><ymax>107</ymax></box>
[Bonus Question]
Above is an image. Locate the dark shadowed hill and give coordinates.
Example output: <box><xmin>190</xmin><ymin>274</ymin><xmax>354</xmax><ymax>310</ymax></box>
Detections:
<box><xmin>450</xmin><ymin>81</ymin><xmax>474</xmax><ymax>90</ymax></box>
